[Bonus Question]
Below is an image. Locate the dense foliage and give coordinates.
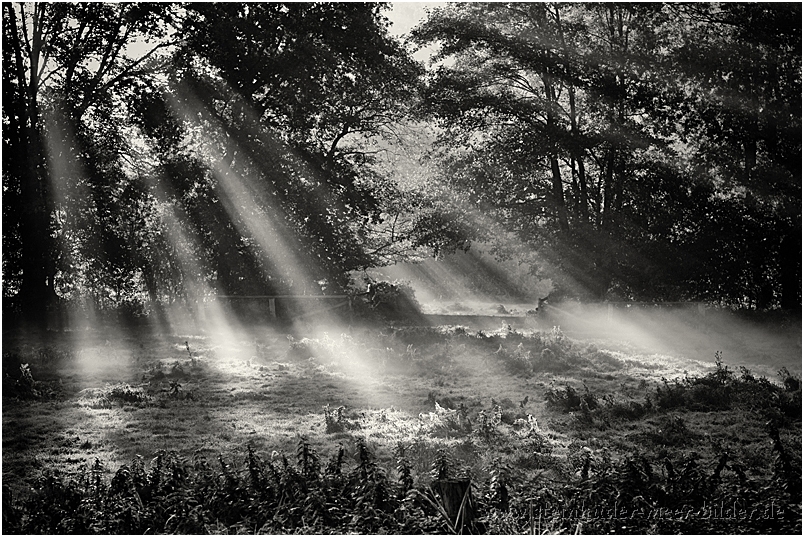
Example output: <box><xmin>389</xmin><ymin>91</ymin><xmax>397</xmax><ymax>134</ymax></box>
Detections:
<box><xmin>2</xmin><ymin>2</ymin><xmax>801</xmax><ymax>327</ymax></box>
<box><xmin>412</xmin><ymin>2</ymin><xmax>801</xmax><ymax>307</ymax></box>
<box><xmin>3</xmin><ymin>436</ymin><xmax>799</xmax><ymax>534</ymax></box>
<box><xmin>2</xmin><ymin>2</ymin><xmax>441</xmax><ymax>325</ymax></box>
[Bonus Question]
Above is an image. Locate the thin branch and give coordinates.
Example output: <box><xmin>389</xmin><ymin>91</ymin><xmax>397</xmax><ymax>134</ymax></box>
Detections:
<box><xmin>18</xmin><ymin>3</ymin><xmax>33</xmax><ymax>63</ymax></box>
<box><xmin>63</xmin><ymin>16</ymin><xmax>90</xmax><ymax>93</ymax></box>
<box><xmin>35</xmin><ymin>10</ymin><xmax>60</xmax><ymax>82</ymax></box>
<box><xmin>96</xmin><ymin>39</ymin><xmax>177</xmax><ymax>92</ymax></box>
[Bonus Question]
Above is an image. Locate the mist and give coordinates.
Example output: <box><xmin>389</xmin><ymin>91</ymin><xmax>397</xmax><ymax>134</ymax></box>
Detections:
<box><xmin>369</xmin><ymin>253</ymin><xmax>802</xmax><ymax>379</ymax></box>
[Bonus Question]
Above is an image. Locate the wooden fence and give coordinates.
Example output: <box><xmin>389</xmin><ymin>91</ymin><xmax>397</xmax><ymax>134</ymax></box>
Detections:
<box><xmin>216</xmin><ymin>295</ymin><xmax>352</xmax><ymax>321</ymax></box>
<box><xmin>603</xmin><ymin>301</ymin><xmax>707</xmax><ymax>320</ymax></box>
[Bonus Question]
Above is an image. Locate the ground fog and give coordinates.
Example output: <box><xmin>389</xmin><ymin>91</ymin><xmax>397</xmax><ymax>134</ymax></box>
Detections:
<box><xmin>2</xmin><ymin>307</ymin><xmax>801</xmax><ymax>534</ymax></box>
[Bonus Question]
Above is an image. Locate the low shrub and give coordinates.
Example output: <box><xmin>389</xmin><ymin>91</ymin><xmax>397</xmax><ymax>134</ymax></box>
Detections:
<box><xmin>77</xmin><ymin>383</ymin><xmax>149</xmax><ymax>409</ymax></box>
<box><xmin>2</xmin><ymin>363</ymin><xmax>58</xmax><ymax>400</ymax></box>
<box><xmin>601</xmin><ymin>396</ymin><xmax>652</xmax><ymax>421</ymax></box>
<box><xmin>589</xmin><ymin>350</ymin><xmax>626</xmax><ymax>371</ymax></box>
<box><xmin>356</xmin><ymin>279</ymin><xmax>424</xmax><ymax>323</ymax></box>
<box><xmin>2</xmin><ymin>439</ymin><xmax>442</xmax><ymax>535</ymax></box>
<box><xmin>286</xmin><ymin>336</ymin><xmax>324</xmax><ymax>360</ymax></box>
<box><xmin>323</xmin><ymin>404</ymin><xmax>360</xmax><ymax>434</ymax></box>
<box><xmin>643</xmin><ymin>415</ymin><xmax>696</xmax><ymax>447</ymax></box>
<box><xmin>544</xmin><ymin>383</ymin><xmax>598</xmax><ymax>414</ymax></box>
<box><xmin>545</xmin><ymin>358</ymin><xmax>801</xmax><ymax>430</ymax></box>
<box><xmin>474</xmin><ymin>406</ymin><xmax>503</xmax><ymax>443</ymax></box>
<box><xmin>383</xmin><ymin>326</ymin><xmax>455</xmax><ymax>347</ymax></box>
<box><xmin>494</xmin><ymin>343</ymin><xmax>534</xmax><ymax>376</ymax></box>
<box><xmin>418</xmin><ymin>398</ymin><xmax>471</xmax><ymax>438</ymax></box>
<box><xmin>533</xmin><ymin>347</ymin><xmax>571</xmax><ymax>372</ymax></box>
<box><xmin>777</xmin><ymin>367</ymin><xmax>802</xmax><ymax>419</ymax></box>
<box><xmin>12</xmin><ymin>363</ymin><xmax>39</xmax><ymax>399</ymax></box>
<box><xmin>653</xmin><ymin>357</ymin><xmax>802</xmax><ymax>419</ymax></box>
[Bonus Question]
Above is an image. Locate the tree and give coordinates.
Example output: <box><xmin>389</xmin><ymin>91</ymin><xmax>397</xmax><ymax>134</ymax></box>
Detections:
<box><xmin>2</xmin><ymin>2</ymin><xmax>176</xmax><ymax>325</ymax></box>
<box><xmin>671</xmin><ymin>2</ymin><xmax>801</xmax><ymax>309</ymax></box>
<box><xmin>411</xmin><ymin>2</ymin><xmax>800</xmax><ymax>308</ymax></box>
<box><xmin>151</xmin><ymin>2</ymin><xmax>424</xmax><ymax>293</ymax></box>
<box><xmin>412</xmin><ymin>2</ymin><xmax>688</xmax><ymax>300</ymax></box>
<box><xmin>4</xmin><ymin>2</ymin><xmax>428</xmax><ymax>324</ymax></box>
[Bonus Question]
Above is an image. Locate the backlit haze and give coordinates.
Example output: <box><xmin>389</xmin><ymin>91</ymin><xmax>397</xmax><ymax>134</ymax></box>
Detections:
<box><xmin>15</xmin><ymin>1</ymin><xmax>802</xmax><ymax>395</ymax></box>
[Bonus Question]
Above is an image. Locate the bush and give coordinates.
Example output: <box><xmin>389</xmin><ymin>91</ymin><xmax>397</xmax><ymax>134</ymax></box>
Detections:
<box><xmin>2</xmin><ymin>363</ymin><xmax>56</xmax><ymax>400</ymax></box>
<box><xmin>2</xmin><ymin>439</ymin><xmax>440</xmax><ymax>535</ymax></box>
<box><xmin>77</xmin><ymin>384</ymin><xmax>149</xmax><ymax>409</ymax></box>
<box><xmin>643</xmin><ymin>415</ymin><xmax>696</xmax><ymax>447</ymax></box>
<box><xmin>777</xmin><ymin>367</ymin><xmax>802</xmax><ymax>419</ymax></box>
<box><xmin>601</xmin><ymin>396</ymin><xmax>652</xmax><ymax>421</ymax></box>
<box><xmin>653</xmin><ymin>358</ymin><xmax>802</xmax><ymax>419</ymax></box>
<box><xmin>323</xmin><ymin>404</ymin><xmax>361</xmax><ymax>434</ymax></box>
<box><xmin>494</xmin><ymin>343</ymin><xmax>533</xmax><ymax>376</ymax></box>
<box><xmin>544</xmin><ymin>383</ymin><xmax>598</xmax><ymax>413</ymax></box>
<box><xmin>361</xmin><ymin>279</ymin><xmax>423</xmax><ymax>322</ymax></box>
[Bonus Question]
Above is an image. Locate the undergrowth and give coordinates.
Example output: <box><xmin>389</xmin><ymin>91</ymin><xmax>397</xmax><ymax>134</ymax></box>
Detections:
<box><xmin>2</xmin><ymin>330</ymin><xmax>801</xmax><ymax>534</ymax></box>
<box><xmin>3</xmin><ymin>430</ymin><xmax>800</xmax><ymax>535</ymax></box>
<box><xmin>2</xmin><ymin>362</ymin><xmax>58</xmax><ymax>400</ymax></box>
<box><xmin>545</xmin><ymin>355</ymin><xmax>802</xmax><ymax>428</ymax></box>
<box><xmin>84</xmin><ymin>384</ymin><xmax>150</xmax><ymax>409</ymax></box>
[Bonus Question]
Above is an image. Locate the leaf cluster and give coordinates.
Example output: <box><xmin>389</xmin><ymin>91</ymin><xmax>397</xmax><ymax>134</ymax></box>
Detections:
<box><xmin>1</xmin><ymin>439</ymin><xmax>444</xmax><ymax>534</ymax></box>
<box><xmin>4</xmin><ymin>428</ymin><xmax>800</xmax><ymax>534</ymax></box>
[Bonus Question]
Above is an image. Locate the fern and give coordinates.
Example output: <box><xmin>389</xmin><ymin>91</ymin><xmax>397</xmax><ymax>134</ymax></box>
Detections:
<box><xmin>431</xmin><ymin>448</ymin><xmax>453</xmax><ymax>481</ymax></box>
<box><xmin>393</xmin><ymin>443</ymin><xmax>414</xmax><ymax>496</ymax></box>
<box><xmin>296</xmin><ymin>436</ymin><xmax>320</xmax><ymax>481</ymax></box>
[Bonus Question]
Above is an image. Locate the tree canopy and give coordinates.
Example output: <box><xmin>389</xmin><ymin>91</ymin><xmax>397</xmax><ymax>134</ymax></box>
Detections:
<box><xmin>2</xmin><ymin>2</ymin><xmax>800</xmax><ymax>328</ymax></box>
<box><xmin>412</xmin><ymin>2</ymin><xmax>801</xmax><ymax>307</ymax></box>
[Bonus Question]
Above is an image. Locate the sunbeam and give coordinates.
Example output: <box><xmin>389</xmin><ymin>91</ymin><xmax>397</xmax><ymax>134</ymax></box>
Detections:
<box><xmin>3</xmin><ymin>3</ymin><xmax>799</xmax><ymax>535</ymax></box>
<box><xmin>42</xmin><ymin>107</ymin><xmax>97</xmax><ymax>331</ymax></box>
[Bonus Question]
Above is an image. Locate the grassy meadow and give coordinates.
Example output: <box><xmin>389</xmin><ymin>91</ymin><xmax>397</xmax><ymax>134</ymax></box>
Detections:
<box><xmin>2</xmin><ymin>312</ymin><xmax>801</xmax><ymax>534</ymax></box>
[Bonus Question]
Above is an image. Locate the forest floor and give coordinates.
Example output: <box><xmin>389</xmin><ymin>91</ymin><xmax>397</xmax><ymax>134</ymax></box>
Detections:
<box><xmin>2</xmin><ymin>312</ymin><xmax>801</xmax><ymax>533</ymax></box>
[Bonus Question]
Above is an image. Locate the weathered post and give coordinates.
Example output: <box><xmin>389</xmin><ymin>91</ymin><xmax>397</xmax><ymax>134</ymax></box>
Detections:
<box><xmin>434</xmin><ymin>478</ymin><xmax>476</xmax><ymax>533</ymax></box>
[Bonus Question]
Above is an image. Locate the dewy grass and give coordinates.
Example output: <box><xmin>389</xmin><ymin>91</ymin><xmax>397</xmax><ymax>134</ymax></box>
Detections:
<box><xmin>2</xmin><ymin>326</ymin><xmax>801</xmax><ymax>534</ymax></box>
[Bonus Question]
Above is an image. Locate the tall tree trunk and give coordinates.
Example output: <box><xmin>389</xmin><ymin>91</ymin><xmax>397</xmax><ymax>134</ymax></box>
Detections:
<box><xmin>549</xmin><ymin>156</ymin><xmax>570</xmax><ymax>232</ymax></box>
<box><xmin>143</xmin><ymin>265</ymin><xmax>170</xmax><ymax>328</ymax></box>
<box><xmin>6</xmin><ymin>3</ymin><xmax>54</xmax><ymax>327</ymax></box>
<box><xmin>575</xmin><ymin>155</ymin><xmax>590</xmax><ymax>222</ymax></box>
<box><xmin>544</xmin><ymin>77</ymin><xmax>569</xmax><ymax>232</ymax></box>
<box><xmin>18</xmin><ymin>151</ymin><xmax>52</xmax><ymax>326</ymax></box>
<box><xmin>569</xmin><ymin>157</ymin><xmax>581</xmax><ymax>220</ymax></box>
<box><xmin>554</xmin><ymin>5</ymin><xmax>590</xmax><ymax>226</ymax></box>
<box><xmin>601</xmin><ymin>149</ymin><xmax>616</xmax><ymax>230</ymax></box>
<box><xmin>743</xmin><ymin>71</ymin><xmax>759</xmax><ymax>185</ymax></box>
<box><xmin>567</xmin><ymin>86</ymin><xmax>590</xmax><ymax>225</ymax></box>
<box><xmin>611</xmin><ymin>153</ymin><xmax>625</xmax><ymax>214</ymax></box>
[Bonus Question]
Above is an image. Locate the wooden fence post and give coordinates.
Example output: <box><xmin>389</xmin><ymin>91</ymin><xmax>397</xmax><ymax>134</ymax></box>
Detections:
<box><xmin>434</xmin><ymin>478</ymin><xmax>476</xmax><ymax>534</ymax></box>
